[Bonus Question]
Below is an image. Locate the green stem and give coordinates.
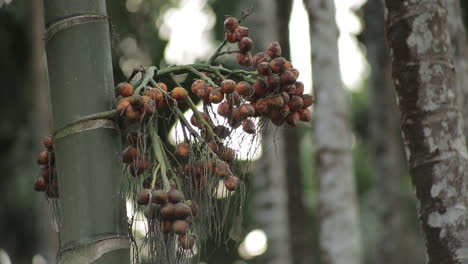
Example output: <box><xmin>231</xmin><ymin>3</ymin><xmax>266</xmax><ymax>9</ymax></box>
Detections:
<box><xmin>185</xmin><ymin>95</ymin><xmax>221</xmax><ymax>143</ymax></box>
<box><xmin>208</xmin><ymin>39</ymin><xmax>227</xmax><ymax>65</ymax></box>
<box><xmin>214</xmin><ymin>69</ymin><xmax>226</xmax><ymax>80</ymax></box>
<box><xmin>166</xmin><ymin>73</ymin><xmax>219</xmax><ymax>142</ymax></box>
<box><xmin>149</xmin><ymin>122</ymin><xmax>171</xmax><ymax>191</ymax></box>
<box><xmin>157</xmin><ymin>63</ymin><xmax>256</xmax><ymax>83</ymax></box>
<box><xmin>134</xmin><ymin>66</ymin><xmax>158</xmax><ymax>95</ymax></box>
<box><xmin>174</xmin><ymin>108</ymin><xmax>204</xmax><ymax>142</ymax></box>
<box><xmin>163</xmin><ymin>65</ymin><xmax>219</xmax><ymax>88</ymax></box>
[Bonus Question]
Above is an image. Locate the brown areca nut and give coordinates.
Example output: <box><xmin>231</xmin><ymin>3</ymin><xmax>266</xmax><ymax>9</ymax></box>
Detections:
<box><xmin>237</xmin><ymin>52</ymin><xmax>253</xmax><ymax>67</ymax></box>
<box><xmin>242</xmin><ymin>120</ymin><xmax>256</xmax><ymax>134</ymax></box>
<box><xmin>136</xmin><ymin>189</ymin><xmax>150</xmax><ymax>205</ymax></box>
<box><xmin>253</xmin><ymin>98</ymin><xmax>269</xmax><ymax>116</ymax></box>
<box><xmin>288</xmin><ymin>96</ymin><xmax>304</xmax><ymax>112</ymax></box>
<box><xmin>284</xmin><ymin>61</ymin><xmax>293</xmax><ymax>70</ymax></box>
<box><xmin>142</xmin><ymin>96</ymin><xmax>156</xmax><ymax>116</ymax></box>
<box><xmin>37</xmin><ymin>150</ymin><xmax>49</xmax><ymax>165</ymax></box>
<box><xmin>267</xmin><ymin>41</ymin><xmax>282</xmax><ymax>58</ymax></box>
<box><xmin>190</xmin><ymin>112</ymin><xmax>209</xmax><ymax>128</ymax></box>
<box><xmin>295</xmin><ymin>81</ymin><xmax>305</xmax><ymax>96</ymax></box>
<box><xmin>215</xmin><ymin>161</ymin><xmax>230</xmax><ymax>178</ymax></box>
<box><xmin>129</xmin><ymin>160</ymin><xmax>150</xmax><ymax>177</ymax></box>
<box><xmin>129</xmin><ymin>95</ymin><xmax>145</xmax><ymax>111</ymax></box>
<box><xmin>284</xmin><ymin>84</ymin><xmax>296</xmax><ymax>94</ymax></box>
<box><xmin>228</xmin><ymin>112</ymin><xmax>242</xmax><ymax>128</ymax></box>
<box><xmin>145</xmin><ymin>88</ymin><xmax>165</xmax><ymax>108</ymax></box>
<box><xmin>281</xmin><ymin>92</ymin><xmax>290</xmax><ymax>105</ymax></box>
<box><xmin>299</xmin><ymin>108</ymin><xmax>312</xmax><ymax>122</ymax></box>
<box><xmin>252</xmin><ymin>52</ymin><xmax>268</xmax><ymax>67</ymax></box>
<box><xmin>219</xmin><ymin>147</ymin><xmax>236</xmax><ymax>162</ymax></box>
<box><xmin>253</xmin><ymin>79</ymin><xmax>268</xmax><ymax>97</ymax></box>
<box><xmin>290</xmin><ymin>68</ymin><xmax>300</xmax><ymax>78</ymax></box>
<box><xmin>122</xmin><ymin>146</ymin><xmax>138</xmax><ymax>164</ymax></box>
<box><xmin>168</xmin><ymin>189</ymin><xmax>184</xmax><ymax>203</ymax></box>
<box><xmin>235</xmin><ymin>26</ymin><xmax>250</xmax><ymax>38</ymax></box>
<box><xmin>176</xmin><ymin>142</ymin><xmax>191</xmax><ymax>158</ymax></box>
<box><xmin>157</xmin><ymin>82</ymin><xmax>168</xmax><ymax>92</ymax></box>
<box><xmin>267</xmin><ymin>95</ymin><xmax>284</xmax><ymax>109</ymax></box>
<box><xmin>239</xmin><ymin>104</ymin><xmax>255</xmax><ymax>118</ymax></box>
<box><xmin>227</xmin><ymin>91</ymin><xmax>242</xmax><ymax>106</ymax></box>
<box><xmin>281</xmin><ymin>104</ymin><xmax>291</xmax><ymax>115</ymax></box>
<box><xmin>136</xmin><ymin>159</ymin><xmax>151</xmax><ymax>170</ymax></box>
<box><xmin>257</xmin><ymin>62</ymin><xmax>272</xmax><ymax>76</ymax></box>
<box><xmin>286</xmin><ymin>112</ymin><xmax>300</xmax><ymax>126</ymax></box>
<box><xmin>225</xmin><ymin>30</ymin><xmax>241</xmax><ymax>43</ymax></box>
<box><xmin>238</xmin><ymin>37</ymin><xmax>253</xmax><ymax>52</ymax></box>
<box><xmin>160</xmin><ymin>203</ymin><xmax>176</xmax><ymax>220</ymax></box>
<box><xmin>191</xmin><ymin>79</ymin><xmax>206</xmax><ymax>94</ymax></box>
<box><xmin>270</xmin><ymin>57</ymin><xmax>287</xmax><ymax>73</ymax></box>
<box><xmin>224</xmin><ymin>175</ymin><xmax>240</xmax><ymax>191</ymax></box>
<box><xmin>41</xmin><ymin>167</ymin><xmax>53</xmax><ymax>181</ymax></box>
<box><xmin>42</xmin><ymin>136</ymin><xmax>54</xmax><ymax>151</ymax></box>
<box><xmin>197</xmin><ymin>85</ymin><xmax>213</xmax><ymax>104</ymax></box>
<box><xmin>270</xmin><ymin>108</ymin><xmax>285</xmax><ymax>126</ymax></box>
<box><xmin>220</xmin><ymin>79</ymin><xmax>236</xmax><ymax>94</ymax></box>
<box><xmin>217</xmin><ymin>101</ymin><xmax>233</xmax><ymax>117</ymax></box>
<box><xmin>267</xmin><ymin>74</ymin><xmax>281</xmax><ymax>91</ymax></box>
<box><xmin>208</xmin><ymin>141</ymin><xmax>219</xmax><ymax>152</ymax></box>
<box><xmin>209</xmin><ymin>88</ymin><xmax>224</xmax><ymax>104</ymax></box>
<box><xmin>179</xmin><ymin>234</ymin><xmax>196</xmax><ymax>249</ymax></box>
<box><xmin>125</xmin><ymin>105</ymin><xmax>142</xmax><ymax>120</ymax></box>
<box><xmin>280</xmin><ymin>70</ymin><xmax>297</xmax><ymax>85</ymax></box>
<box><xmin>116</xmin><ymin>98</ymin><xmax>130</xmax><ymax>112</ymax></box>
<box><xmin>151</xmin><ymin>189</ymin><xmax>169</xmax><ymax>204</ymax></box>
<box><xmin>236</xmin><ymin>81</ymin><xmax>252</xmax><ymax>97</ymax></box>
<box><xmin>171</xmin><ymin>87</ymin><xmax>188</xmax><ymax>101</ymax></box>
<box><xmin>174</xmin><ymin>203</ymin><xmax>192</xmax><ymax>220</ymax></box>
<box><xmin>214</xmin><ymin>125</ymin><xmax>230</xmax><ymax>139</ymax></box>
<box><xmin>301</xmin><ymin>94</ymin><xmax>316</xmax><ymax>108</ymax></box>
<box><xmin>34</xmin><ymin>177</ymin><xmax>48</xmax><ymax>192</ymax></box>
<box><xmin>172</xmin><ymin>220</ymin><xmax>189</xmax><ymax>234</ymax></box>
<box><xmin>115</xmin><ymin>82</ymin><xmax>134</xmax><ymax>97</ymax></box>
<box><xmin>224</xmin><ymin>16</ymin><xmax>239</xmax><ymax>31</ymax></box>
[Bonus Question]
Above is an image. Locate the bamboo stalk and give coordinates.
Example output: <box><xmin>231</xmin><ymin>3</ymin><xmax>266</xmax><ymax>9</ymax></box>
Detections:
<box><xmin>44</xmin><ymin>1</ymin><xmax>129</xmax><ymax>263</ymax></box>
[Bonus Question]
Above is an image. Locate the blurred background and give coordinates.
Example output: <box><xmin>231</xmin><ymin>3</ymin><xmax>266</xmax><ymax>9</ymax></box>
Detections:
<box><xmin>1</xmin><ymin>0</ymin><xmax>467</xmax><ymax>263</ymax></box>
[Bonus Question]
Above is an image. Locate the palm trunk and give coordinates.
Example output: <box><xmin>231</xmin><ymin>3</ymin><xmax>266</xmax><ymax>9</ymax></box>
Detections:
<box><xmin>448</xmin><ymin>0</ymin><xmax>468</xmax><ymax>140</ymax></box>
<box><xmin>303</xmin><ymin>0</ymin><xmax>362</xmax><ymax>263</ymax></box>
<box><xmin>277</xmin><ymin>1</ymin><xmax>316</xmax><ymax>263</ymax></box>
<box><xmin>251</xmin><ymin>1</ymin><xmax>293</xmax><ymax>263</ymax></box>
<box><xmin>360</xmin><ymin>1</ymin><xmax>408</xmax><ymax>263</ymax></box>
<box><xmin>44</xmin><ymin>1</ymin><xmax>129</xmax><ymax>263</ymax></box>
<box><xmin>384</xmin><ymin>0</ymin><xmax>468</xmax><ymax>263</ymax></box>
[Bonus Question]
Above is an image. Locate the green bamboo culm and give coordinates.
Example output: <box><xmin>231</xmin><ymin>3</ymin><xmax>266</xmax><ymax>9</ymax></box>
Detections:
<box><xmin>44</xmin><ymin>1</ymin><xmax>130</xmax><ymax>263</ymax></box>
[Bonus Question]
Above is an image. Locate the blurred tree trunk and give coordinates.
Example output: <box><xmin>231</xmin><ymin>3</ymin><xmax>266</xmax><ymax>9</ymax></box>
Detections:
<box><xmin>360</xmin><ymin>1</ymin><xmax>407</xmax><ymax>263</ymax></box>
<box><xmin>448</xmin><ymin>0</ymin><xmax>468</xmax><ymax>140</ymax></box>
<box><xmin>384</xmin><ymin>0</ymin><xmax>468</xmax><ymax>263</ymax></box>
<box><xmin>30</xmin><ymin>0</ymin><xmax>59</xmax><ymax>262</ymax></box>
<box><xmin>304</xmin><ymin>0</ymin><xmax>362</xmax><ymax>264</ymax></box>
<box><xmin>252</xmin><ymin>1</ymin><xmax>293</xmax><ymax>263</ymax></box>
<box><xmin>44</xmin><ymin>1</ymin><xmax>129</xmax><ymax>263</ymax></box>
<box><xmin>278</xmin><ymin>1</ymin><xmax>316</xmax><ymax>263</ymax></box>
